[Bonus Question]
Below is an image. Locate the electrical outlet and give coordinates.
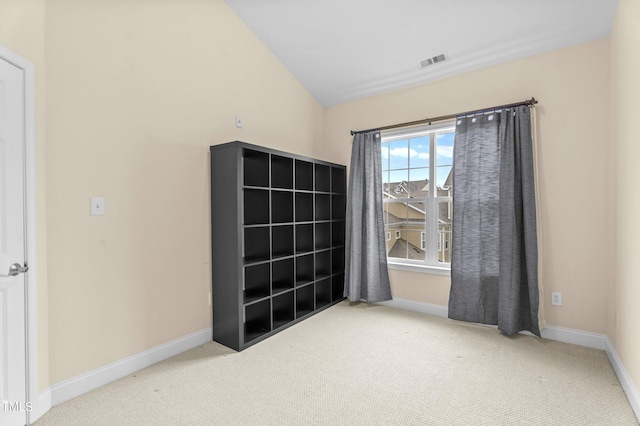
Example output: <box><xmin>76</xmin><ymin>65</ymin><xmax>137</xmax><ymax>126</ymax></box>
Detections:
<box><xmin>551</xmin><ymin>292</ymin><xmax>562</xmax><ymax>306</ymax></box>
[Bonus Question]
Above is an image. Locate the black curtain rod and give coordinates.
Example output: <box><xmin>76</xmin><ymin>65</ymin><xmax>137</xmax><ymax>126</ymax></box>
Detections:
<box><xmin>349</xmin><ymin>97</ymin><xmax>538</xmax><ymax>136</ymax></box>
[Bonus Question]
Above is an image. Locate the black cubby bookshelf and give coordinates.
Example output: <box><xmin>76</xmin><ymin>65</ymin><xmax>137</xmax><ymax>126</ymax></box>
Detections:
<box><xmin>211</xmin><ymin>141</ymin><xmax>346</xmax><ymax>351</ymax></box>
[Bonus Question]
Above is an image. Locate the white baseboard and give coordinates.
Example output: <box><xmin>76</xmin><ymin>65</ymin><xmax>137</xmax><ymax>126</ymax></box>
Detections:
<box><xmin>605</xmin><ymin>337</ymin><xmax>640</xmax><ymax>421</ymax></box>
<box><xmin>377</xmin><ymin>297</ymin><xmax>449</xmax><ymax>318</ymax></box>
<box><xmin>49</xmin><ymin>327</ymin><xmax>212</xmax><ymax>407</ymax></box>
<box><xmin>380</xmin><ymin>298</ymin><xmax>607</xmax><ymax>349</ymax></box>
<box><xmin>540</xmin><ymin>325</ymin><xmax>606</xmax><ymax>350</ymax></box>
<box><xmin>26</xmin><ymin>388</ymin><xmax>52</xmax><ymax>424</ymax></box>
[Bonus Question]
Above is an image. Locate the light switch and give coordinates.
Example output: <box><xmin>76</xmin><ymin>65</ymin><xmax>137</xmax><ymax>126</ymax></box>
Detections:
<box><xmin>91</xmin><ymin>197</ymin><xmax>105</xmax><ymax>216</ymax></box>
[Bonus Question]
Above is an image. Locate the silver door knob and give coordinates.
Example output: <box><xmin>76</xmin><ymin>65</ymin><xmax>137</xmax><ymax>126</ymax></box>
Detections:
<box><xmin>8</xmin><ymin>263</ymin><xmax>28</xmax><ymax>276</ymax></box>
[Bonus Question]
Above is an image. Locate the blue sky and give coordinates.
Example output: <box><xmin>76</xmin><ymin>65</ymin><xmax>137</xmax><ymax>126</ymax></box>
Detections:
<box><xmin>381</xmin><ymin>132</ymin><xmax>454</xmax><ymax>187</ymax></box>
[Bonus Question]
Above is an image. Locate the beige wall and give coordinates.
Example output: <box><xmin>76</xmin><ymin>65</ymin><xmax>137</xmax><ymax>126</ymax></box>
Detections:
<box><xmin>323</xmin><ymin>39</ymin><xmax>612</xmax><ymax>334</ymax></box>
<box><xmin>43</xmin><ymin>0</ymin><xmax>323</xmax><ymax>384</ymax></box>
<box><xmin>611</xmin><ymin>0</ymin><xmax>640</xmax><ymax>397</ymax></box>
<box><xmin>0</xmin><ymin>0</ymin><xmax>49</xmax><ymax>392</ymax></box>
<box><xmin>3</xmin><ymin>0</ymin><xmax>637</xmax><ymax>405</ymax></box>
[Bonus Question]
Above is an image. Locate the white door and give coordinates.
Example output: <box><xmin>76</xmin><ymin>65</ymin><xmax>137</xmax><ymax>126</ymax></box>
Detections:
<box><xmin>0</xmin><ymin>56</ymin><xmax>28</xmax><ymax>426</ymax></box>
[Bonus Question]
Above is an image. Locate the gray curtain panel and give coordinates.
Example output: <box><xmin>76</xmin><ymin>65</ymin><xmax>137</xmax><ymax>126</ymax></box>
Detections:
<box><xmin>344</xmin><ymin>131</ymin><xmax>392</xmax><ymax>302</ymax></box>
<box><xmin>448</xmin><ymin>106</ymin><xmax>540</xmax><ymax>337</ymax></box>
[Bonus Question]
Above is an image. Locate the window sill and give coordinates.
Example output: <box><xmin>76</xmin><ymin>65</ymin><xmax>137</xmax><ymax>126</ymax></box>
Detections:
<box><xmin>387</xmin><ymin>261</ymin><xmax>451</xmax><ymax>276</ymax></box>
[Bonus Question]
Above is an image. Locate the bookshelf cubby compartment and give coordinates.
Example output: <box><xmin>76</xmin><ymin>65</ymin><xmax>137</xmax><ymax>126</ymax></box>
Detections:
<box><xmin>315</xmin><ymin>250</ymin><xmax>331</xmax><ymax>280</ymax></box>
<box><xmin>331</xmin><ymin>273</ymin><xmax>345</xmax><ymax>302</ymax></box>
<box><xmin>244</xmin><ymin>189</ymin><xmax>269</xmax><ymax>225</ymax></box>
<box><xmin>211</xmin><ymin>141</ymin><xmax>346</xmax><ymax>351</ymax></box>
<box><xmin>273</xmin><ymin>291</ymin><xmax>295</xmax><ymax>330</ymax></box>
<box><xmin>243</xmin><ymin>149</ymin><xmax>269</xmax><ymax>187</ymax></box>
<box><xmin>244</xmin><ymin>263</ymin><xmax>270</xmax><ymax>303</ymax></box>
<box><xmin>295</xmin><ymin>192</ymin><xmax>313</xmax><ymax>222</ymax></box>
<box><xmin>295</xmin><ymin>160</ymin><xmax>314</xmax><ymax>191</ymax></box>
<box><xmin>315</xmin><ymin>222</ymin><xmax>331</xmax><ymax>250</ymax></box>
<box><xmin>272</xmin><ymin>258</ymin><xmax>294</xmax><ymax>295</ymax></box>
<box><xmin>244</xmin><ymin>227</ymin><xmax>270</xmax><ymax>263</ymax></box>
<box><xmin>272</xmin><ymin>190</ymin><xmax>293</xmax><ymax>223</ymax></box>
<box><xmin>244</xmin><ymin>299</ymin><xmax>271</xmax><ymax>343</ymax></box>
<box><xmin>315</xmin><ymin>164</ymin><xmax>331</xmax><ymax>192</ymax></box>
<box><xmin>316</xmin><ymin>278</ymin><xmax>332</xmax><ymax>309</ymax></box>
<box><xmin>295</xmin><ymin>223</ymin><xmax>314</xmax><ymax>254</ymax></box>
<box><xmin>332</xmin><ymin>194</ymin><xmax>346</xmax><ymax>220</ymax></box>
<box><xmin>271</xmin><ymin>155</ymin><xmax>293</xmax><ymax>189</ymax></box>
<box><xmin>296</xmin><ymin>254</ymin><xmax>314</xmax><ymax>286</ymax></box>
<box><xmin>332</xmin><ymin>248</ymin><xmax>345</xmax><ymax>274</ymax></box>
<box><xmin>315</xmin><ymin>194</ymin><xmax>331</xmax><ymax>221</ymax></box>
<box><xmin>332</xmin><ymin>221</ymin><xmax>345</xmax><ymax>246</ymax></box>
<box><xmin>272</xmin><ymin>225</ymin><xmax>294</xmax><ymax>259</ymax></box>
<box><xmin>296</xmin><ymin>284</ymin><xmax>315</xmax><ymax>318</ymax></box>
<box><xmin>331</xmin><ymin>167</ymin><xmax>346</xmax><ymax>193</ymax></box>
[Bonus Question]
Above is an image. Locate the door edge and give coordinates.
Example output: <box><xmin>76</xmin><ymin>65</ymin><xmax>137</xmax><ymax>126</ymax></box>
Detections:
<box><xmin>0</xmin><ymin>43</ymin><xmax>42</xmax><ymax>425</ymax></box>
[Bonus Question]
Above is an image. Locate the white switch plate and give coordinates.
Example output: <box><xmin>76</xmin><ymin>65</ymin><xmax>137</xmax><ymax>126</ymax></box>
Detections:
<box><xmin>235</xmin><ymin>114</ymin><xmax>243</xmax><ymax>128</ymax></box>
<box><xmin>91</xmin><ymin>197</ymin><xmax>105</xmax><ymax>216</ymax></box>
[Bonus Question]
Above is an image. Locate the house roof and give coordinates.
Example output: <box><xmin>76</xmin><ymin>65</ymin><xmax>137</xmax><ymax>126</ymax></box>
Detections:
<box><xmin>388</xmin><ymin>238</ymin><xmax>424</xmax><ymax>261</ymax></box>
<box><xmin>383</xmin><ymin>180</ymin><xmax>452</xmax><ymax>225</ymax></box>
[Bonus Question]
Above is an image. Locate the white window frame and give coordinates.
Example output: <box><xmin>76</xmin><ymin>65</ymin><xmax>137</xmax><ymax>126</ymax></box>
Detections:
<box><xmin>381</xmin><ymin>121</ymin><xmax>454</xmax><ymax>276</ymax></box>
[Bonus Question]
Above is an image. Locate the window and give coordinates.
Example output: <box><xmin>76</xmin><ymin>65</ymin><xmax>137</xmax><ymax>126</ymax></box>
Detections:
<box><xmin>381</xmin><ymin>121</ymin><xmax>454</xmax><ymax>272</ymax></box>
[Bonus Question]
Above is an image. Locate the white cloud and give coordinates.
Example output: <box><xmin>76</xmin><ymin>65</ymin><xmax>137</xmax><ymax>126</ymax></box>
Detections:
<box><xmin>389</xmin><ymin>147</ymin><xmax>417</xmax><ymax>158</ymax></box>
<box><xmin>417</xmin><ymin>153</ymin><xmax>430</xmax><ymax>160</ymax></box>
<box><xmin>437</xmin><ymin>146</ymin><xmax>453</xmax><ymax>158</ymax></box>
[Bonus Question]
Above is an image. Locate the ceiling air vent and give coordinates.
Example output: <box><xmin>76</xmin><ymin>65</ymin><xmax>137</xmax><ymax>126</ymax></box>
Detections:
<box><xmin>420</xmin><ymin>53</ymin><xmax>447</xmax><ymax>68</ymax></box>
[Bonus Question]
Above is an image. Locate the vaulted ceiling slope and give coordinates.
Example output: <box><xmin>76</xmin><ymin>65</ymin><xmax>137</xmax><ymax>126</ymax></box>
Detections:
<box><xmin>225</xmin><ymin>0</ymin><xmax>617</xmax><ymax>106</ymax></box>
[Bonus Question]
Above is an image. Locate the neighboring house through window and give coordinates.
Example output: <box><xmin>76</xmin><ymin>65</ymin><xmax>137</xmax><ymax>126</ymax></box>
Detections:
<box><xmin>381</xmin><ymin>121</ymin><xmax>454</xmax><ymax>272</ymax></box>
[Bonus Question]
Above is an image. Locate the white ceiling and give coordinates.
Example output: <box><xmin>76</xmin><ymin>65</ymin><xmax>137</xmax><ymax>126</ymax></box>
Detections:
<box><xmin>225</xmin><ymin>0</ymin><xmax>617</xmax><ymax>107</ymax></box>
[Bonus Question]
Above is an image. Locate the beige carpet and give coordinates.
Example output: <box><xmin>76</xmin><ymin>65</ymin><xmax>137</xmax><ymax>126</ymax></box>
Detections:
<box><xmin>35</xmin><ymin>302</ymin><xmax>638</xmax><ymax>425</ymax></box>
